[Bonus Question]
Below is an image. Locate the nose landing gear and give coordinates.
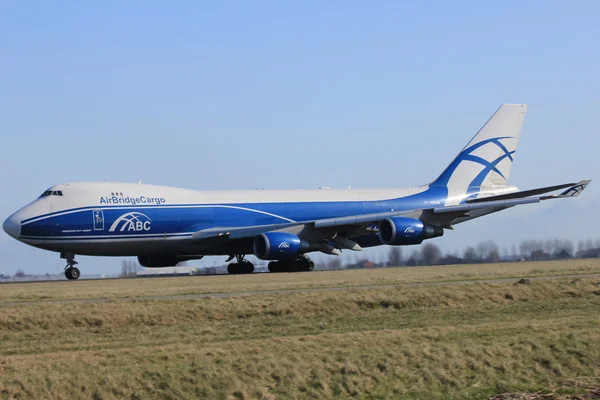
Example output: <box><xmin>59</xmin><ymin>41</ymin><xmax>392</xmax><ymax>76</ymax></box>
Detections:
<box><xmin>61</xmin><ymin>253</ymin><xmax>80</xmax><ymax>280</ymax></box>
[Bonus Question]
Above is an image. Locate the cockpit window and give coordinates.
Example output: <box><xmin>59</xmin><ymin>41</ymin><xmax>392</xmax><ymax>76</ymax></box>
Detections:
<box><xmin>39</xmin><ymin>190</ymin><xmax>63</xmax><ymax>198</ymax></box>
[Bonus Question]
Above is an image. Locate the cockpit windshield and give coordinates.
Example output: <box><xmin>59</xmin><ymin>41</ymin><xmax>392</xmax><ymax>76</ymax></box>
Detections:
<box><xmin>39</xmin><ymin>190</ymin><xmax>63</xmax><ymax>198</ymax></box>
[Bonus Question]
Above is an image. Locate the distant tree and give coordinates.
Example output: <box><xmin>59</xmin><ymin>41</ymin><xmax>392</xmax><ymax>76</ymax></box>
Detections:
<box><xmin>554</xmin><ymin>248</ymin><xmax>571</xmax><ymax>259</ymax></box>
<box><xmin>439</xmin><ymin>254</ymin><xmax>464</xmax><ymax>265</ymax></box>
<box><xmin>328</xmin><ymin>258</ymin><xmax>342</xmax><ymax>270</ymax></box>
<box><xmin>121</xmin><ymin>260</ymin><xmax>140</xmax><ymax>277</ymax></box>
<box><xmin>14</xmin><ymin>269</ymin><xmax>26</xmax><ymax>278</ymax></box>
<box><xmin>372</xmin><ymin>253</ymin><xmax>382</xmax><ymax>266</ymax></box>
<box><xmin>344</xmin><ymin>253</ymin><xmax>356</xmax><ymax>268</ymax></box>
<box><xmin>489</xmin><ymin>249</ymin><xmax>500</xmax><ymax>263</ymax></box>
<box><xmin>543</xmin><ymin>239</ymin><xmax>554</xmax><ymax>256</ymax></box>
<box><xmin>577</xmin><ymin>240</ymin><xmax>585</xmax><ymax>255</ymax></box>
<box><xmin>551</xmin><ymin>239</ymin><xmax>574</xmax><ymax>259</ymax></box>
<box><xmin>564</xmin><ymin>240</ymin><xmax>575</xmax><ymax>258</ymax></box>
<box><xmin>476</xmin><ymin>240</ymin><xmax>499</xmax><ymax>261</ymax></box>
<box><xmin>520</xmin><ymin>240</ymin><xmax>535</xmax><ymax>259</ymax></box>
<box><xmin>406</xmin><ymin>256</ymin><xmax>417</xmax><ymax>267</ymax></box>
<box><xmin>511</xmin><ymin>245</ymin><xmax>518</xmax><ymax>258</ymax></box>
<box><xmin>421</xmin><ymin>243</ymin><xmax>442</xmax><ymax>266</ymax></box>
<box><xmin>387</xmin><ymin>247</ymin><xmax>403</xmax><ymax>267</ymax></box>
<box><xmin>463</xmin><ymin>247</ymin><xmax>478</xmax><ymax>263</ymax></box>
<box><xmin>586</xmin><ymin>239</ymin><xmax>594</xmax><ymax>251</ymax></box>
<box><xmin>406</xmin><ymin>249</ymin><xmax>421</xmax><ymax>267</ymax></box>
<box><xmin>121</xmin><ymin>260</ymin><xmax>129</xmax><ymax>277</ymax></box>
<box><xmin>531</xmin><ymin>249</ymin><xmax>545</xmax><ymax>261</ymax></box>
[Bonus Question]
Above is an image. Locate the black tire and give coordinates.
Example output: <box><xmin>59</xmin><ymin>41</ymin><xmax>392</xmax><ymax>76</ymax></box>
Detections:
<box><xmin>268</xmin><ymin>262</ymin><xmax>279</xmax><ymax>273</ymax></box>
<box><xmin>70</xmin><ymin>267</ymin><xmax>80</xmax><ymax>280</ymax></box>
<box><xmin>282</xmin><ymin>261</ymin><xmax>295</xmax><ymax>273</ymax></box>
<box><xmin>227</xmin><ymin>264</ymin><xmax>239</xmax><ymax>275</ymax></box>
<box><xmin>243</xmin><ymin>262</ymin><xmax>255</xmax><ymax>274</ymax></box>
<box><xmin>64</xmin><ymin>269</ymin><xmax>72</xmax><ymax>280</ymax></box>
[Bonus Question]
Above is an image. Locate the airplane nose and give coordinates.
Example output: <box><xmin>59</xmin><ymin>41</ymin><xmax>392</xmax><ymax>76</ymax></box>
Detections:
<box><xmin>2</xmin><ymin>214</ymin><xmax>20</xmax><ymax>238</ymax></box>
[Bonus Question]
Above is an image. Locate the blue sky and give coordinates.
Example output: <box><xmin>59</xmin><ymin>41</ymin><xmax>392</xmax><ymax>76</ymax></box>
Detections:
<box><xmin>1</xmin><ymin>1</ymin><xmax>598</xmax><ymax>275</ymax></box>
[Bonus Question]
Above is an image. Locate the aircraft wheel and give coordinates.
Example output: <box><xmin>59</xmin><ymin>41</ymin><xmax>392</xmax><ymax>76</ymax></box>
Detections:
<box><xmin>65</xmin><ymin>267</ymin><xmax>80</xmax><ymax>280</ymax></box>
<box><xmin>228</xmin><ymin>262</ymin><xmax>254</xmax><ymax>275</ymax></box>
<box><xmin>242</xmin><ymin>261</ymin><xmax>254</xmax><ymax>274</ymax></box>
<box><xmin>70</xmin><ymin>267</ymin><xmax>81</xmax><ymax>280</ymax></box>
<box><xmin>227</xmin><ymin>264</ymin><xmax>239</xmax><ymax>275</ymax></box>
<box><xmin>268</xmin><ymin>261</ymin><xmax>281</xmax><ymax>273</ymax></box>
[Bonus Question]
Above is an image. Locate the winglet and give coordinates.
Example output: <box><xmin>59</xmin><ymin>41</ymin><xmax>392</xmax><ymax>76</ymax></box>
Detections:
<box><xmin>544</xmin><ymin>180</ymin><xmax>592</xmax><ymax>199</ymax></box>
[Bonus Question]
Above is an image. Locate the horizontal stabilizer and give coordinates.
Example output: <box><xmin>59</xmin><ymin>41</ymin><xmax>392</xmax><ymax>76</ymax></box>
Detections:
<box><xmin>541</xmin><ymin>180</ymin><xmax>591</xmax><ymax>199</ymax></box>
<box><xmin>434</xmin><ymin>197</ymin><xmax>540</xmax><ymax>214</ymax></box>
<box><xmin>467</xmin><ymin>182</ymin><xmax>577</xmax><ymax>203</ymax></box>
<box><xmin>434</xmin><ymin>180</ymin><xmax>591</xmax><ymax>216</ymax></box>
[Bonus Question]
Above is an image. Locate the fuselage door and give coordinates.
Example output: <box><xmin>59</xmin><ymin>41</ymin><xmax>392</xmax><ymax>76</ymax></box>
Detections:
<box><xmin>93</xmin><ymin>210</ymin><xmax>104</xmax><ymax>231</ymax></box>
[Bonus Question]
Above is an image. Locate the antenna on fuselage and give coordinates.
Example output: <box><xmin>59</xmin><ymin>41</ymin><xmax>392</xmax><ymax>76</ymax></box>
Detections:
<box><xmin>138</xmin><ymin>180</ymin><xmax>143</xmax><ymax>184</ymax></box>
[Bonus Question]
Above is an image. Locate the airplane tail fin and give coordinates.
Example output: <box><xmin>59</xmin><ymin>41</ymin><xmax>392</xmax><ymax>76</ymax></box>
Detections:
<box><xmin>430</xmin><ymin>104</ymin><xmax>528</xmax><ymax>189</ymax></box>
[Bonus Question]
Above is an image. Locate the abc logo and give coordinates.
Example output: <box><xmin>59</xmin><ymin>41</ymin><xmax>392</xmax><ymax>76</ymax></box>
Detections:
<box><xmin>109</xmin><ymin>212</ymin><xmax>152</xmax><ymax>232</ymax></box>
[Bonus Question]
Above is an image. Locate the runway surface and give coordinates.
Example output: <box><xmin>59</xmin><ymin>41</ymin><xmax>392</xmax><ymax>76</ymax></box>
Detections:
<box><xmin>2</xmin><ymin>272</ymin><xmax>598</xmax><ymax>307</ymax></box>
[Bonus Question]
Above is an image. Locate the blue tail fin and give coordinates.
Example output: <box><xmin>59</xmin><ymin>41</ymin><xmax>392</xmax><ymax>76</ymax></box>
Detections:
<box><xmin>431</xmin><ymin>104</ymin><xmax>527</xmax><ymax>191</ymax></box>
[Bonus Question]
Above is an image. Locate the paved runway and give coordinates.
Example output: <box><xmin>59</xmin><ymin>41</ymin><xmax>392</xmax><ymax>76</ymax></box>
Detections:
<box><xmin>2</xmin><ymin>273</ymin><xmax>598</xmax><ymax>307</ymax></box>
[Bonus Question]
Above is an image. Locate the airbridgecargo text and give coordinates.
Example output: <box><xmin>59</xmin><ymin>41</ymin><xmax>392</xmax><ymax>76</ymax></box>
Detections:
<box><xmin>100</xmin><ymin>196</ymin><xmax>166</xmax><ymax>205</ymax></box>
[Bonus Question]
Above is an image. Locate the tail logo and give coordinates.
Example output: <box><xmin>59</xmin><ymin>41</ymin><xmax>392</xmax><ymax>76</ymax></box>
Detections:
<box><xmin>108</xmin><ymin>212</ymin><xmax>152</xmax><ymax>232</ymax></box>
<box><xmin>436</xmin><ymin>137</ymin><xmax>517</xmax><ymax>188</ymax></box>
<box><xmin>562</xmin><ymin>184</ymin><xmax>584</xmax><ymax>197</ymax></box>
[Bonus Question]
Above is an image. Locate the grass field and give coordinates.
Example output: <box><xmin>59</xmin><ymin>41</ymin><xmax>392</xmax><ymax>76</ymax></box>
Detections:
<box><xmin>2</xmin><ymin>258</ymin><xmax>600</xmax><ymax>303</ymax></box>
<box><xmin>1</xmin><ymin>259</ymin><xmax>599</xmax><ymax>399</ymax></box>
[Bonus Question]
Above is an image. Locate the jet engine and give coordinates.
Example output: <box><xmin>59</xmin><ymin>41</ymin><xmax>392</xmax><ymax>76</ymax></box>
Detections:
<box><xmin>378</xmin><ymin>217</ymin><xmax>443</xmax><ymax>245</ymax></box>
<box><xmin>253</xmin><ymin>232</ymin><xmax>310</xmax><ymax>260</ymax></box>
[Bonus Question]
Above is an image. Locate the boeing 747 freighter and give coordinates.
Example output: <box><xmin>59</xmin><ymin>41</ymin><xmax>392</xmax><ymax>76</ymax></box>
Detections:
<box><xmin>3</xmin><ymin>104</ymin><xmax>590</xmax><ymax>279</ymax></box>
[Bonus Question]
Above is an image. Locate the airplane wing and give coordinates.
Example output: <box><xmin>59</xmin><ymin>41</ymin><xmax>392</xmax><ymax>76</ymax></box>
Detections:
<box><xmin>189</xmin><ymin>180</ymin><xmax>591</xmax><ymax>250</ymax></box>
<box><xmin>191</xmin><ymin>222</ymin><xmax>301</xmax><ymax>240</ymax></box>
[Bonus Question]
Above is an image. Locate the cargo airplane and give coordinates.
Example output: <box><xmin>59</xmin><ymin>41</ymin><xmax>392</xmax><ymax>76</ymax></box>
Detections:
<box><xmin>3</xmin><ymin>104</ymin><xmax>591</xmax><ymax>279</ymax></box>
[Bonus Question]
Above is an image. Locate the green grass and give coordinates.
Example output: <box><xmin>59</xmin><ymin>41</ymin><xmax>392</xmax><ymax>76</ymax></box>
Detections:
<box><xmin>2</xmin><ymin>258</ymin><xmax>600</xmax><ymax>303</ymax></box>
<box><xmin>1</xmin><ymin>270</ymin><xmax>600</xmax><ymax>399</ymax></box>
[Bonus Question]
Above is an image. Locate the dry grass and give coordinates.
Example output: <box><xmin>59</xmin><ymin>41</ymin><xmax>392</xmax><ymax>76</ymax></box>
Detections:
<box><xmin>1</xmin><ymin>258</ymin><xmax>600</xmax><ymax>303</ymax></box>
<box><xmin>1</xmin><ymin>272</ymin><xmax>600</xmax><ymax>399</ymax></box>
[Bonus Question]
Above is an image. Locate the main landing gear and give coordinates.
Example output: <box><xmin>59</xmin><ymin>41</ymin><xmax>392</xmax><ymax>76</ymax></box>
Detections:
<box><xmin>61</xmin><ymin>253</ymin><xmax>80</xmax><ymax>280</ymax></box>
<box><xmin>268</xmin><ymin>255</ymin><xmax>315</xmax><ymax>273</ymax></box>
<box><xmin>227</xmin><ymin>255</ymin><xmax>255</xmax><ymax>275</ymax></box>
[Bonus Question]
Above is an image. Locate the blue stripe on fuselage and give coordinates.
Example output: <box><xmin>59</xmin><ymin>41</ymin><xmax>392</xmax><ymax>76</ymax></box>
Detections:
<box><xmin>20</xmin><ymin>186</ymin><xmax>449</xmax><ymax>239</ymax></box>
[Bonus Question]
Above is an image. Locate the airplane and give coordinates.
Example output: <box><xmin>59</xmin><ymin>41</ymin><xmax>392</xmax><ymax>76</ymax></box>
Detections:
<box><xmin>2</xmin><ymin>104</ymin><xmax>591</xmax><ymax>280</ymax></box>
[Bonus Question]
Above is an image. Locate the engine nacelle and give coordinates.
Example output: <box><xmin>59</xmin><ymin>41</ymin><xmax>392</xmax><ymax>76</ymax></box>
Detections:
<box><xmin>253</xmin><ymin>232</ymin><xmax>309</xmax><ymax>260</ymax></box>
<box><xmin>378</xmin><ymin>217</ymin><xmax>443</xmax><ymax>245</ymax></box>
